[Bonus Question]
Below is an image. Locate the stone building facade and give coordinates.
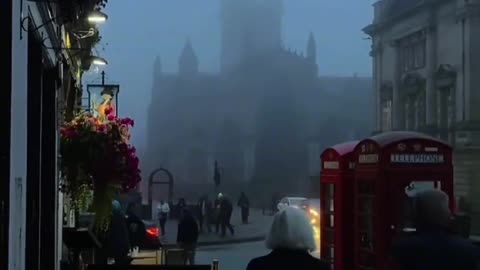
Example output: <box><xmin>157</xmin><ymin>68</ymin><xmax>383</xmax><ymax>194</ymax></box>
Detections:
<box><xmin>364</xmin><ymin>0</ymin><xmax>480</xmax><ymax>233</ymax></box>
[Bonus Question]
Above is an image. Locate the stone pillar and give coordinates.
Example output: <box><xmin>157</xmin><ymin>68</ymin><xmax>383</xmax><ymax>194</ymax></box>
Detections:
<box><xmin>373</xmin><ymin>42</ymin><xmax>383</xmax><ymax>131</ymax></box>
<box><xmin>392</xmin><ymin>44</ymin><xmax>404</xmax><ymax>129</ymax></box>
<box><xmin>426</xmin><ymin>24</ymin><xmax>438</xmax><ymax>126</ymax></box>
<box><xmin>466</xmin><ymin>13</ymin><xmax>480</xmax><ymax>122</ymax></box>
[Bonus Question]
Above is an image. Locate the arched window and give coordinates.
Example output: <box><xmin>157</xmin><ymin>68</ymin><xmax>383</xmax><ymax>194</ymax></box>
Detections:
<box><xmin>400</xmin><ymin>72</ymin><xmax>426</xmax><ymax>131</ymax></box>
<box><xmin>435</xmin><ymin>64</ymin><xmax>457</xmax><ymax>142</ymax></box>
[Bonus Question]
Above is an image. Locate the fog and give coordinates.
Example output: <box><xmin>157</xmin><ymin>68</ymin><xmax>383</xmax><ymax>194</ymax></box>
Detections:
<box><xmin>83</xmin><ymin>0</ymin><xmax>375</xmax><ymax>202</ymax></box>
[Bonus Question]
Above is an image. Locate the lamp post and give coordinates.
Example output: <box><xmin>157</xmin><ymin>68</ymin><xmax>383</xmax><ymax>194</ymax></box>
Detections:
<box><xmin>213</xmin><ymin>160</ymin><xmax>221</xmax><ymax>195</ymax></box>
<box><xmin>86</xmin><ymin>71</ymin><xmax>120</xmax><ymax>115</ymax></box>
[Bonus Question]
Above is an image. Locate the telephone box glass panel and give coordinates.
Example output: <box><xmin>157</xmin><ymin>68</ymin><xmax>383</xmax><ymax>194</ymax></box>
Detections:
<box><xmin>357</xmin><ymin>181</ymin><xmax>375</xmax><ymax>252</ymax></box>
<box><xmin>400</xmin><ymin>181</ymin><xmax>437</xmax><ymax>232</ymax></box>
<box><xmin>358</xmin><ymin>251</ymin><xmax>375</xmax><ymax>268</ymax></box>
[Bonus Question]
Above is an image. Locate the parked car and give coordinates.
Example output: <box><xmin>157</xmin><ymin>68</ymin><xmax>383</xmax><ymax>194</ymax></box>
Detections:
<box><xmin>308</xmin><ymin>198</ymin><xmax>320</xmax><ymax>222</ymax></box>
<box><xmin>277</xmin><ymin>197</ymin><xmax>309</xmax><ymax>211</ymax></box>
<box><xmin>141</xmin><ymin>220</ymin><xmax>162</xmax><ymax>250</ymax></box>
<box><xmin>126</xmin><ymin>215</ymin><xmax>161</xmax><ymax>250</ymax></box>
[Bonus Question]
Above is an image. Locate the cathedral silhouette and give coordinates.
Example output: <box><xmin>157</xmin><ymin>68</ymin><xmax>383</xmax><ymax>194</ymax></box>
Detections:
<box><xmin>144</xmin><ymin>0</ymin><xmax>373</xmax><ymax>198</ymax></box>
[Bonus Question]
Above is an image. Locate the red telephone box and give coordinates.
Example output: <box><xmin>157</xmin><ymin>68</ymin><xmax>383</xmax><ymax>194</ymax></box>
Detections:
<box><xmin>353</xmin><ymin>131</ymin><xmax>454</xmax><ymax>270</ymax></box>
<box><xmin>320</xmin><ymin>141</ymin><xmax>358</xmax><ymax>270</ymax></box>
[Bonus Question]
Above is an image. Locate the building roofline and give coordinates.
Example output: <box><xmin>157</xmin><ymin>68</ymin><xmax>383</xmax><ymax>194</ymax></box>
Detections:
<box><xmin>363</xmin><ymin>0</ymin><xmax>449</xmax><ymax>36</ymax></box>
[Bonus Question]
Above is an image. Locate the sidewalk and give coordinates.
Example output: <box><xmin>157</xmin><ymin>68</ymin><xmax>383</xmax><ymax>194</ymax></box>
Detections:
<box><xmin>158</xmin><ymin>208</ymin><xmax>273</xmax><ymax>247</ymax></box>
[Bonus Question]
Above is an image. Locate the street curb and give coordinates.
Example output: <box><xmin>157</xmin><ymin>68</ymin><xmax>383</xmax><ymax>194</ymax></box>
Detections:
<box><xmin>161</xmin><ymin>235</ymin><xmax>265</xmax><ymax>248</ymax></box>
<box><xmin>197</xmin><ymin>235</ymin><xmax>265</xmax><ymax>246</ymax></box>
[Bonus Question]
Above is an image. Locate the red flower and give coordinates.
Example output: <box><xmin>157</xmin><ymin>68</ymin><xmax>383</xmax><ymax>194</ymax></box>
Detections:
<box><xmin>105</xmin><ymin>107</ymin><xmax>113</xmax><ymax>116</ymax></box>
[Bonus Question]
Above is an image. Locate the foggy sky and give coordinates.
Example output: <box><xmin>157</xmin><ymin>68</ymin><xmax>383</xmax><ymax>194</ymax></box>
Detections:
<box><xmin>83</xmin><ymin>0</ymin><xmax>374</xmax><ymax>151</ymax></box>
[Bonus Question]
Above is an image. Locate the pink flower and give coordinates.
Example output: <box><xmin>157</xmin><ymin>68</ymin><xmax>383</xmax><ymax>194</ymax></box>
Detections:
<box><xmin>97</xmin><ymin>124</ymin><xmax>106</xmax><ymax>133</ymax></box>
<box><xmin>105</xmin><ymin>106</ymin><xmax>113</xmax><ymax>116</ymax></box>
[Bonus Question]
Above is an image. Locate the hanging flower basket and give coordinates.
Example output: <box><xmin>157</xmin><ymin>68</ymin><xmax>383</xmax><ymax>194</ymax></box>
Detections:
<box><xmin>60</xmin><ymin>107</ymin><xmax>141</xmax><ymax>231</ymax></box>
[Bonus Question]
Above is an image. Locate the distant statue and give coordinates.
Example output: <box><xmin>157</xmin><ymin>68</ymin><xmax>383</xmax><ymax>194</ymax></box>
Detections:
<box><xmin>214</xmin><ymin>161</ymin><xmax>221</xmax><ymax>188</ymax></box>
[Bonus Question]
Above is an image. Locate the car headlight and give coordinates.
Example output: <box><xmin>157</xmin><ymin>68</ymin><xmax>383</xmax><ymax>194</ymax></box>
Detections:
<box><xmin>309</xmin><ymin>209</ymin><xmax>319</xmax><ymax>217</ymax></box>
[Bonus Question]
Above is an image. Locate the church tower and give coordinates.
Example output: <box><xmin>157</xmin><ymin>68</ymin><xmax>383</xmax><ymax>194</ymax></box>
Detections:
<box><xmin>153</xmin><ymin>56</ymin><xmax>162</xmax><ymax>79</ymax></box>
<box><xmin>306</xmin><ymin>32</ymin><xmax>316</xmax><ymax>62</ymax></box>
<box><xmin>306</xmin><ymin>32</ymin><xmax>318</xmax><ymax>74</ymax></box>
<box><xmin>178</xmin><ymin>39</ymin><xmax>199</xmax><ymax>75</ymax></box>
<box><xmin>220</xmin><ymin>0</ymin><xmax>283</xmax><ymax>73</ymax></box>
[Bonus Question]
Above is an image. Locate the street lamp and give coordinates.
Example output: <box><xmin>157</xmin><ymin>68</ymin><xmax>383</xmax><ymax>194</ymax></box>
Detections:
<box><xmin>87</xmin><ymin>10</ymin><xmax>108</xmax><ymax>24</ymax></box>
<box><xmin>87</xmin><ymin>71</ymin><xmax>120</xmax><ymax>116</ymax></box>
<box><xmin>22</xmin><ymin>10</ymin><xmax>109</xmax><ymax>34</ymax></box>
<box><xmin>90</xmin><ymin>56</ymin><xmax>108</xmax><ymax>66</ymax></box>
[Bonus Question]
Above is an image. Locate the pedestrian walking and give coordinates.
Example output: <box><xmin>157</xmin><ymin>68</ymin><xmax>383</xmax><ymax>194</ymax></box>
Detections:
<box><xmin>177</xmin><ymin>198</ymin><xmax>187</xmax><ymax>219</ymax></box>
<box><xmin>390</xmin><ymin>189</ymin><xmax>480</xmax><ymax>270</ymax></box>
<box><xmin>197</xmin><ymin>195</ymin><xmax>212</xmax><ymax>233</ymax></box>
<box><xmin>177</xmin><ymin>209</ymin><xmax>199</xmax><ymax>265</ymax></box>
<box><xmin>246</xmin><ymin>207</ymin><xmax>329</xmax><ymax>270</ymax></box>
<box><xmin>219</xmin><ymin>194</ymin><xmax>234</xmax><ymax>237</ymax></box>
<box><xmin>237</xmin><ymin>192</ymin><xmax>250</xmax><ymax>224</ymax></box>
<box><xmin>214</xmin><ymin>195</ymin><xmax>221</xmax><ymax>233</ymax></box>
<box><xmin>126</xmin><ymin>203</ymin><xmax>145</xmax><ymax>254</ymax></box>
<box><xmin>157</xmin><ymin>200</ymin><xmax>170</xmax><ymax>236</ymax></box>
<box><xmin>105</xmin><ymin>200</ymin><xmax>131</xmax><ymax>266</ymax></box>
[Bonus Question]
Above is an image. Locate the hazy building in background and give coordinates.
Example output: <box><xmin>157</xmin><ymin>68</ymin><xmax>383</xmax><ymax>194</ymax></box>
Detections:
<box><xmin>364</xmin><ymin>0</ymin><xmax>480</xmax><ymax>233</ymax></box>
<box><xmin>144</xmin><ymin>0</ymin><xmax>373</xmax><ymax>200</ymax></box>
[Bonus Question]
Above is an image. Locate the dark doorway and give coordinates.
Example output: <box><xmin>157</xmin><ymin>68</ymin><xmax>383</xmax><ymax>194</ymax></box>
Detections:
<box><xmin>0</xmin><ymin>0</ymin><xmax>12</xmax><ymax>269</ymax></box>
<box><xmin>39</xmin><ymin>66</ymin><xmax>58</xmax><ymax>269</ymax></box>
<box><xmin>25</xmin><ymin>31</ymin><xmax>44</xmax><ymax>270</ymax></box>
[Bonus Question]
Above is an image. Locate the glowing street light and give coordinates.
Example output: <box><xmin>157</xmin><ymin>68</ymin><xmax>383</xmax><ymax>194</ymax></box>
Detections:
<box><xmin>87</xmin><ymin>10</ymin><xmax>108</xmax><ymax>24</ymax></box>
<box><xmin>90</xmin><ymin>56</ymin><xmax>108</xmax><ymax>66</ymax></box>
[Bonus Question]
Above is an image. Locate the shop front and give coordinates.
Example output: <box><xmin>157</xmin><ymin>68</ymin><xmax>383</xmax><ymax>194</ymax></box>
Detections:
<box><xmin>8</xmin><ymin>0</ymin><xmax>111</xmax><ymax>269</ymax></box>
<box><xmin>352</xmin><ymin>131</ymin><xmax>454</xmax><ymax>270</ymax></box>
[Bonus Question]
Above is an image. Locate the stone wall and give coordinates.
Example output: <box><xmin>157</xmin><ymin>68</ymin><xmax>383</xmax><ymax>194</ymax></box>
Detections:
<box><xmin>454</xmin><ymin>147</ymin><xmax>480</xmax><ymax>235</ymax></box>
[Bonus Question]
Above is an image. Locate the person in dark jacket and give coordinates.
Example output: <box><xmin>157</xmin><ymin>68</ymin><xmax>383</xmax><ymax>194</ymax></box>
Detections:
<box><xmin>214</xmin><ymin>196</ymin><xmax>221</xmax><ymax>233</ymax></box>
<box><xmin>197</xmin><ymin>195</ymin><xmax>212</xmax><ymax>233</ymax></box>
<box><xmin>106</xmin><ymin>200</ymin><xmax>131</xmax><ymax>265</ymax></box>
<box><xmin>390</xmin><ymin>189</ymin><xmax>480</xmax><ymax>270</ymax></box>
<box><xmin>237</xmin><ymin>192</ymin><xmax>250</xmax><ymax>224</ymax></box>
<box><xmin>177</xmin><ymin>209</ymin><xmax>199</xmax><ymax>265</ymax></box>
<box><xmin>246</xmin><ymin>207</ymin><xmax>329</xmax><ymax>270</ymax></box>
<box><xmin>126</xmin><ymin>203</ymin><xmax>146</xmax><ymax>251</ymax></box>
<box><xmin>177</xmin><ymin>198</ymin><xmax>187</xmax><ymax>219</ymax></box>
<box><xmin>219</xmin><ymin>194</ymin><xmax>234</xmax><ymax>237</ymax></box>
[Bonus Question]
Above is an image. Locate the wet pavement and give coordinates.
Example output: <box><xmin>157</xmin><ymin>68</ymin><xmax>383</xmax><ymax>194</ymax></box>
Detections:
<box><xmin>196</xmin><ymin>240</ymin><xmax>320</xmax><ymax>270</ymax></box>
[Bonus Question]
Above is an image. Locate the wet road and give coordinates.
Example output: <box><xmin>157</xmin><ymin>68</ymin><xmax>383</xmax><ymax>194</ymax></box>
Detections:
<box><xmin>196</xmin><ymin>241</ymin><xmax>320</xmax><ymax>270</ymax></box>
<box><xmin>196</xmin><ymin>241</ymin><xmax>268</xmax><ymax>270</ymax></box>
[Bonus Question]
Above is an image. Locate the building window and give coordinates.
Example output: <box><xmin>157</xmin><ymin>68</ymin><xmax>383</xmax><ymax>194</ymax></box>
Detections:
<box><xmin>381</xmin><ymin>99</ymin><xmax>392</xmax><ymax>131</ymax></box>
<box><xmin>447</xmin><ymin>92</ymin><xmax>454</xmax><ymax>128</ymax></box>
<box><xmin>437</xmin><ymin>87</ymin><xmax>455</xmax><ymax>141</ymax></box>
<box><xmin>405</xmin><ymin>100</ymin><xmax>414</xmax><ymax>130</ymax></box>
<box><xmin>414</xmin><ymin>92</ymin><xmax>426</xmax><ymax>129</ymax></box>
<box><xmin>399</xmin><ymin>31</ymin><xmax>426</xmax><ymax>72</ymax></box>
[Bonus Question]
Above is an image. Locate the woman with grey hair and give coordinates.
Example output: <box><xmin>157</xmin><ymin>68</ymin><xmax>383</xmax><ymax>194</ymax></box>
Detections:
<box><xmin>246</xmin><ymin>206</ymin><xmax>329</xmax><ymax>270</ymax></box>
<box><xmin>391</xmin><ymin>189</ymin><xmax>480</xmax><ymax>270</ymax></box>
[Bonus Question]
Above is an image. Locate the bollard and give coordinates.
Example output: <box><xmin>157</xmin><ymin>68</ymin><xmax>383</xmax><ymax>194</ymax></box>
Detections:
<box><xmin>212</xmin><ymin>259</ymin><xmax>219</xmax><ymax>270</ymax></box>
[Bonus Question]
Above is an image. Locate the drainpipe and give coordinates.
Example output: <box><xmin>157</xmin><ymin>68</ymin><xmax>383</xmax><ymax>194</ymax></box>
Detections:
<box><xmin>462</xmin><ymin>18</ymin><xmax>466</xmax><ymax>121</ymax></box>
